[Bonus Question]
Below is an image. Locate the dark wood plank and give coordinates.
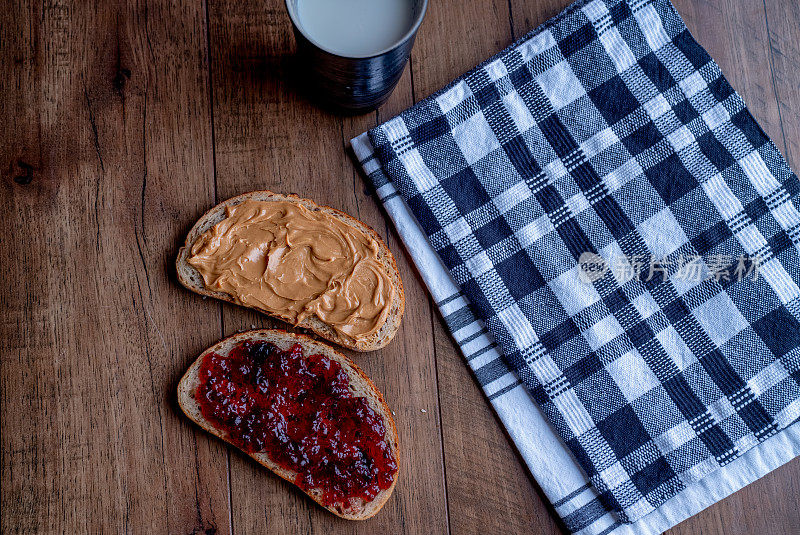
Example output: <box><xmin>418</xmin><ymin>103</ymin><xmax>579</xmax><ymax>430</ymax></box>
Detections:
<box><xmin>509</xmin><ymin>0</ymin><xmax>570</xmax><ymax>41</ymax></box>
<box><xmin>204</xmin><ymin>1</ymin><xmax>449</xmax><ymax>533</ymax></box>
<box><xmin>762</xmin><ymin>0</ymin><xmax>800</xmax><ymax>168</ymax></box>
<box><xmin>410</xmin><ymin>0</ymin><xmax>514</xmax><ymax>98</ymax></box>
<box><xmin>1</xmin><ymin>0</ymin><xmax>229</xmax><ymax>533</ymax></box>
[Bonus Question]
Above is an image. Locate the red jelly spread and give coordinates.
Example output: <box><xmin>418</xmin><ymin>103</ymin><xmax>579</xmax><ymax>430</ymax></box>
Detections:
<box><xmin>196</xmin><ymin>340</ymin><xmax>398</xmax><ymax>507</ymax></box>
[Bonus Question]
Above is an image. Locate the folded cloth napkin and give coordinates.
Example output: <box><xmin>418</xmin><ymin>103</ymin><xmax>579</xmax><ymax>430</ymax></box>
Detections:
<box><xmin>352</xmin><ymin>0</ymin><xmax>800</xmax><ymax>532</ymax></box>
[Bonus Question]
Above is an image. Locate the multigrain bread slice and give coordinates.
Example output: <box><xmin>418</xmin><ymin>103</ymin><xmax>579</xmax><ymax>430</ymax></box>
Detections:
<box><xmin>178</xmin><ymin>329</ymin><xmax>400</xmax><ymax>520</ymax></box>
<box><xmin>175</xmin><ymin>190</ymin><xmax>405</xmax><ymax>352</ymax></box>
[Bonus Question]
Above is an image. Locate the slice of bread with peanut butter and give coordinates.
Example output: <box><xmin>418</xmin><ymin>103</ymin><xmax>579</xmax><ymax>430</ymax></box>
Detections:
<box><xmin>176</xmin><ymin>191</ymin><xmax>404</xmax><ymax>351</ymax></box>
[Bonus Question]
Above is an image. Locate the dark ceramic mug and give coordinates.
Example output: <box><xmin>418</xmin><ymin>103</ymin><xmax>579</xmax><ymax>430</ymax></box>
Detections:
<box><xmin>284</xmin><ymin>0</ymin><xmax>428</xmax><ymax>113</ymax></box>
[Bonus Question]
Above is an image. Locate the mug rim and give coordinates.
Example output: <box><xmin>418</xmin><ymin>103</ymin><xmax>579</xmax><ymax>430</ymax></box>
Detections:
<box><xmin>284</xmin><ymin>0</ymin><xmax>429</xmax><ymax>60</ymax></box>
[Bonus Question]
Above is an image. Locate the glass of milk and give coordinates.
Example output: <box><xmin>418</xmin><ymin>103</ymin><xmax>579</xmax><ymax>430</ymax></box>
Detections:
<box><xmin>285</xmin><ymin>0</ymin><xmax>428</xmax><ymax>113</ymax></box>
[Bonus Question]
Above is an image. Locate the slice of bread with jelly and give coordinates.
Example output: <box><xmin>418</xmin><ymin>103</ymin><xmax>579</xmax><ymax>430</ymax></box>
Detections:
<box><xmin>175</xmin><ymin>190</ymin><xmax>404</xmax><ymax>352</ymax></box>
<box><xmin>178</xmin><ymin>329</ymin><xmax>399</xmax><ymax>520</ymax></box>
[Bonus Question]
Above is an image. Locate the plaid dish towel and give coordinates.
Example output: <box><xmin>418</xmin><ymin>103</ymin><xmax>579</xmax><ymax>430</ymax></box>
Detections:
<box><xmin>352</xmin><ymin>0</ymin><xmax>800</xmax><ymax>532</ymax></box>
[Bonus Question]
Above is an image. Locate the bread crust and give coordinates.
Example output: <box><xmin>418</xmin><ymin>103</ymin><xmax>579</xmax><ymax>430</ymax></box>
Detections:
<box><xmin>177</xmin><ymin>329</ymin><xmax>400</xmax><ymax>520</ymax></box>
<box><xmin>175</xmin><ymin>190</ymin><xmax>405</xmax><ymax>352</ymax></box>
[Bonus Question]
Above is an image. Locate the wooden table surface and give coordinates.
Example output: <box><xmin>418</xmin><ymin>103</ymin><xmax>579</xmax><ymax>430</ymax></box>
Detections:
<box><xmin>3</xmin><ymin>0</ymin><xmax>800</xmax><ymax>533</ymax></box>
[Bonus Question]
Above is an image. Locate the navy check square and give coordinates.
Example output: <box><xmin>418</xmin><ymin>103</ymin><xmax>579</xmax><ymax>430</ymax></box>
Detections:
<box><xmin>365</xmin><ymin>0</ymin><xmax>800</xmax><ymax>523</ymax></box>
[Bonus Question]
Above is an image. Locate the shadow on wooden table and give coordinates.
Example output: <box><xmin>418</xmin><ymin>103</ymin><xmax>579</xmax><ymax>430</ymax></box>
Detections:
<box><xmin>213</xmin><ymin>25</ymin><xmax>356</xmax><ymax>118</ymax></box>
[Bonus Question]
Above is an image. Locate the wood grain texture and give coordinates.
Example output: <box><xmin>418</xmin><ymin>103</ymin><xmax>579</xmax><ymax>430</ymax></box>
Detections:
<box><xmin>2</xmin><ymin>0</ymin><xmax>800</xmax><ymax>533</ymax></box>
<box><xmin>1</xmin><ymin>0</ymin><xmax>228</xmax><ymax>533</ymax></box>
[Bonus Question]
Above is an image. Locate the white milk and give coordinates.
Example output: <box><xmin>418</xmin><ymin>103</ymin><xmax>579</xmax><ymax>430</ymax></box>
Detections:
<box><xmin>297</xmin><ymin>0</ymin><xmax>416</xmax><ymax>57</ymax></box>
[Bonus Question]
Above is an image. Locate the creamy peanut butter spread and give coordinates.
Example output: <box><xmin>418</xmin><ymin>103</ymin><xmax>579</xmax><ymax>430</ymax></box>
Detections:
<box><xmin>187</xmin><ymin>199</ymin><xmax>394</xmax><ymax>341</ymax></box>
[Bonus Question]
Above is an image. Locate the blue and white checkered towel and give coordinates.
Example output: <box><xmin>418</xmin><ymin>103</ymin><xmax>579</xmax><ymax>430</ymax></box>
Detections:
<box><xmin>352</xmin><ymin>0</ymin><xmax>800</xmax><ymax>532</ymax></box>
